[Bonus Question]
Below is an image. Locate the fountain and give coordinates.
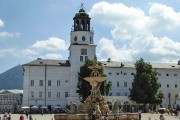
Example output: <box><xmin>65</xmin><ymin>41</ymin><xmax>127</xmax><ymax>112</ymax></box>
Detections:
<box><xmin>54</xmin><ymin>56</ymin><xmax>139</xmax><ymax>120</ymax></box>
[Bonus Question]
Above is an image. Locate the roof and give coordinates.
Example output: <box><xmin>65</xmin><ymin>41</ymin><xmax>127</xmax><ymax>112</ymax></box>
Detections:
<box><xmin>0</xmin><ymin>89</ymin><xmax>23</xmax><ymax>94</ymax></box>
<box><xmin>101</xmin><ymin>61</ymin><xmax>180</xmax><ymax>69</ymax></box>
<box><xmin>23</xmin><ymin>58</ymin><xmax>70</xmax><ymax>66</ymax></box>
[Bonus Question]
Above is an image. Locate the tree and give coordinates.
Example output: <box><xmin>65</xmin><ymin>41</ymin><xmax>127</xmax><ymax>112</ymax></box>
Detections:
<box><xmin>77</xmin><ymin>59</ymin><xmax>111</xmax><ymax>102</ymax></box>
<box><xmin>129</xmin><ymin>58</ymin><xmax>164</xmax><ymax>109</ymax></box>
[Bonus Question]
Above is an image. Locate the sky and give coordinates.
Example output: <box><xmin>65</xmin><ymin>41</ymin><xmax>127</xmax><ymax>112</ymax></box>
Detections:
<box><xmin>0</xmin><ymin>0</ymin><xmax>180</xmax><ymax>73</ymax></box>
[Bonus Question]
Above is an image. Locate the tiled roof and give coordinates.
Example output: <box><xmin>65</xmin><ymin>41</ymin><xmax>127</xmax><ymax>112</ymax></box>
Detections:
<box><xmin>23</xmin><ymin>58</ymin><xmax>70</xmax><ymax>66</ymax></box>
<box><xmin>101</xmin><ymin>61</ymin><xmax>180</xmax><ymax>69</ymax></box>
<box><xmin>0</xmin><ymin>89</ymin><xmax>23</xmax><ymax>94</ymax></box>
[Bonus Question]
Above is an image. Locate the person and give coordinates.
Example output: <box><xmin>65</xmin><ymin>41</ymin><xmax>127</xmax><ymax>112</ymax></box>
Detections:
<box><xmin>101</xmin><ymin>111</ymin><xmax>104</xmax><ymax>120</ymax></box>
<box><xmin>114</xmin><ymin>111</ymin><xmax>119</xmax><ymax>120</ymax></box>
<box><xmin>88</xmin><ymin>112</ymin><xmax>92</xmax><ymax>120</ymax></box>
<box><xmin>105</xmin><ymin>112</ymin><xmax>109</xmax><ymax>120</ymax></box>
<box><xmin>19</xmin><ymin>114</ymin><xmax>24</xmax><ymax>120</ymax></box>
<box><xmin>138</xmin><ymin>111</ymin><xmax>141</xmax><ymax>120</ymax></box>
<box><xmin>159</xmin><ymin>113</ymin><xmax>164</xmax><ymax>120</ymax></box>
<box><xmin>41</xmin><ymin>109</ymin><xmax>43</xmax><ymax>115</ymax></box>
<box><xmin>7</xmin><ymin>114</ymin><xmax>11</xmax><ymax>120</ymax></box>
<box><xmin>25</xmin><ymin>111</ymin><xmax>28</xmax><ymax>118</ymax></box>
<box><xmin>29</xmin><ymin>114</ymin><xmax>33</xmax><ymax>120</ymax></box>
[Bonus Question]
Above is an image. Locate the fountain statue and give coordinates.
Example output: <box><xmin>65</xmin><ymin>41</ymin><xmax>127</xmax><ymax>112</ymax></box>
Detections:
<box><xmin>83</xmin><ymin>56</ymin><xmax>110</xmax><ymax>114</ymax></box>
<box><xmin>54</xmin><ymin>56</ymin><xmax>139</xmax><ymax>120</ymax></box>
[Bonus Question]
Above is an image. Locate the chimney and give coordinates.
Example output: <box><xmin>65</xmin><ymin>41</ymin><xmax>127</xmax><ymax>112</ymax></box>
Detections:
<box><xmin>178</xmin><ymin>60</ymin><xmax>180</xmax><ymax>65</ymax></box>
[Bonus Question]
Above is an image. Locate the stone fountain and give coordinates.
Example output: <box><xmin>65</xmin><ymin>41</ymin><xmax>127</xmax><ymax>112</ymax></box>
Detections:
<box><xmin>54</xmin><ymin>56</ymin><xmax>139</xmax><ymax>120</ymax></box>
<box><xmin>83</xmin><ymin>56</ymin><xmax>110</xmax><ymax>114</ymax></box>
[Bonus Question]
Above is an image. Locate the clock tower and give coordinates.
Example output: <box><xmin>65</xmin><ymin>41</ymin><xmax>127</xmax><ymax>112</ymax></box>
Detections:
<box><xmin>69</xmin><ymin>4</ymin><xmax>96</xmax><ymax>98</ymax></box>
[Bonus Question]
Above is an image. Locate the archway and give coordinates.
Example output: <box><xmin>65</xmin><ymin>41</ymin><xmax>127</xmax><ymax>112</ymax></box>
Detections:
<box><xmin>123</xmin><ymin>101</ymin><xmax>131</xmax><ymax>112</ymax></box>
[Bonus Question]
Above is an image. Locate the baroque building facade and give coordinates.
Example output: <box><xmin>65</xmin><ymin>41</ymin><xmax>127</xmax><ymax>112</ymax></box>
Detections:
<box><xmin>23</xmin><ymin>6</ymin><xmax>180</xmax><ymax>112</ymax></box>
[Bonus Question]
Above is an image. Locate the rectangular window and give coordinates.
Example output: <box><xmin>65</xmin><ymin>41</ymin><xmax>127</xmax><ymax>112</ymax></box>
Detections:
<box><xmin>65</xmin><ymin>92</ymin><xmax>68</xmax><ymax>98</ymax></box>
<box><xmin>48</xmin><ymin>92</ymin><xmax>51</xmax><ymax>98</ymax></box>
<box><xmin>109</xmin><ymin>81</ymin><xmax>112</xmax><ymax>86</ymax></box>
<box><xmin>124</xmin><ymin>73</ymin><xmax>127</xmax><ymax>75</ymax></box>
<box><xmin>57</xmin><ymin>80</ymin><xmax>60</xmax><ymax>86</ymax></box>
<box><xmin>30</xmin><ymin>91</ymin><xmax>34</xmax><ymax>98</ymax></box>
<box><xmin>57</xmin><ymin>92</ymin><xmax>60</xmax><ymax>98</ymax></box>
<box><xmin>124</xmin><ymin>82</ymin><xmax>127</xmax><ymax>87</ymax></box>
<box><xmin>166</xmin><ymin>74</ymin><xmax>169</xmax><ymax>76</ymax></box>
<box><xmin>39</xmin><ymin>92</ymin><xmax>42</xmax><ymax>98</ymax></box>
<box><xmin>85</xmin><ymin>56</ymin><xmax>88</xmax><ymax>61</ymax></box>
<box><xmin>174</xmin><ymin>74</ymin><xmax>177</xmax><ymax>76</ymax></box>
<box><xmin>131</xmin><ymin>73</ymin><xmax>134</xmax><ymax>75</ymax></box>
<box><xmin>117</xmin><ymin>93</ymin><xmax>120</xmax><ymax>96</ymax></box>
<box><xmin>81</xmin><ymin>49</ymin><xmax>87</xmax><ymax>55</ymax></box>
<box><xmin>116</xmin><ymin>73</ymin><xmax>119</xmax><ymax>75</ymax></box>
<box><xmin>124</xmin><ymin>93</ymin><xmax>128</xmax><ymax>96</ymax></box>
<box><xmin>48</xmin><ymin>80</ymin><xmax>51</xmax><ymax>86</ymax></box>
<box><xmin>80</xmin><ymin>56</ymin><xmax>83</xmax><ymax>62</ymax></box>
<box><xmin>109</xmin><ymin>72</ymin><xmax>112</xmax><ymax>75</ymax></box>
<box><xmin>117</xmin><ymin>82</ymin><xmax>120</xmax><ymax>87</ymax></box>
<box><xmin>30</xmin><ymin>80</ymin><xmax>34</xmax><ymax>86</ymax></box>
<box><xmin>39</xmin><ymin>80</ymin><xmax>43</xmax><ymax>86</ymax></box>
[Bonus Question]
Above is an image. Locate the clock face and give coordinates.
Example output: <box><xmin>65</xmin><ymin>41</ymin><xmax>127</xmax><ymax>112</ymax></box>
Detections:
<box><xmin>82</xmin><ymin>36</ymin><xmax>85</xmax><ymax>41</ymax></box>
<box><xmin>74</xmin><ymin>36</ymin><xmax>77</xmax><ymax>41</ymax></box>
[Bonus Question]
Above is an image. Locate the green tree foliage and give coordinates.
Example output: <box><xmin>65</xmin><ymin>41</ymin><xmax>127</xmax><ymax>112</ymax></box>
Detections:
<box><xmin>77</xmin><ymin>59</ymin><xmax>111</xmax><ymax>102</ymax></box>
<box><xmin>129</xmin><ymin>58</ymin><xmax>164</xmax><ymax>106</ymax></box>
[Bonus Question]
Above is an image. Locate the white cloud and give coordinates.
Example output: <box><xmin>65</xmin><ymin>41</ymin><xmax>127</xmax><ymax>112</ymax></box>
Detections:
<box><xmin>0</xmin><ymin>37</ymin><xmax>68</xmax><ymax>60</ymax></box>
<box><xmin>0</xmin><ymin>32</ymin><xmax>20</xmax><ymax>38</ymax></box>
<box><xmin>90</xmin><ymin>2</ymin><xmax>180</xmax><ymax>40</ymax></box>
<box><xmin>97</xmin><ymin>34</ymin><xmax>180</xmax><ymax>63</ymax></box>
<box><xmin>31</xmin><ymin>37</ymin><xmax>67</xmax><ymax>52</ymax></box>
<box><xmin>0</xmin><ymin>19</ymin><xmax>4</xmax><ymax>27</ymax></box>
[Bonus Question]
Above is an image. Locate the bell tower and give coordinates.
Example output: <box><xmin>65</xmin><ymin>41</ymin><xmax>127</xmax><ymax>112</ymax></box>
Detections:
<box><xmin>69</xmin><ymin>4</ymin><xmax>96</xmax><ymax>65</ymax></box>
<box><xmin>69</xmin><ymin>4</ymin><xmax>96</xmax><ymax>97</ymax></box>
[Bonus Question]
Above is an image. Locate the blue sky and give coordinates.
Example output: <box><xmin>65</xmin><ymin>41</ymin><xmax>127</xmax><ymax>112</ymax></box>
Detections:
<box><xmin>0</xmin><ymin>0</ymin><xmax>180</xmax><ymax>73</ymax></box>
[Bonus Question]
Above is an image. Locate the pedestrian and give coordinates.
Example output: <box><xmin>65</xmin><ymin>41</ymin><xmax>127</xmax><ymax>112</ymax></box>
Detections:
<box><xmin>101</xmin><ymin>111</ymin><xmax>104</xmax><ymax>120</ymax></box>
<box><xmin>114</xmin><ymin>111</ymin><xmax>119</xmax><ymax>120</ymax></box>
<box><xmin>41</xmin><ymin>109</ymin><xmax>43</xmax><ymax>115</ymax></box>
<box><xmin>29</xmin><ymin>114</ymin><xmax>33</xmax><ymax>120</ymax></box>
<box><xmin>19</xmin><ymin>114</ymin><xmax>24</xmax><ymax>120</ymax></box>
<box><xmin>25</xmin><ymin>111</ymin><xmax>28</xmax><ymax>118</ymax></box>
<box><xmin>138</xmin><ymin>111</ymin><xmax>141</xmax><ymax>120</ymax></box>
<box><xmin>105</xmin><ymin>112</ymin><xmax>109</xmax><ymax>120</ymax></box>
<box><xmin>88</xmin><ymin>112</ymin><xmax>92</xmax><ymax>120</ymax></box>
<box><xmin>7</xmin><ymin>114</ymin><xmax>11</xmax><ymax>120</ymax></box>
<box><xmin>159</xmin><ymin>113</ymin><xmax>164</xmax><ymax>120</ymax></box>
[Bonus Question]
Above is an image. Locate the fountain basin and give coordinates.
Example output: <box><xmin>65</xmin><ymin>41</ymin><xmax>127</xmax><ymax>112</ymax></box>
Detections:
<box><xmin>54</xmin><ymin>113</ymin><xmax>139</xmax><ymax>120</ymax></box>
<box><xmin>84</xmin><ymin>77</ymin><xmax>107</xmax><ymax>82</ymax></box>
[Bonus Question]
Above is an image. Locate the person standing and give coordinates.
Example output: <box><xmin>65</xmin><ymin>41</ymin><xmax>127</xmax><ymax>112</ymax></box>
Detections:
<box><xmin>29</xmin><ymin>114</ymin><xmax>33</xmax><ymax>120</ymax></box>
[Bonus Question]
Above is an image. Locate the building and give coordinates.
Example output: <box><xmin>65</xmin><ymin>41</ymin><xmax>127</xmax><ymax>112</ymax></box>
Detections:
<box><xmin>23</xmin><ymin>5</ymin><xmax>180</xmax><ymax>112</ymax></box>
<box><xmin>0</xmin><ymin>89</ymin><xmax>23</xmax><ymax>113</ymax></box>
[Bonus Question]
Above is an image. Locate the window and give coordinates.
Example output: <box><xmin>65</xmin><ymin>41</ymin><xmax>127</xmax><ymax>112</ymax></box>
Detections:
<box><xmin>160</xmin><ymin>84</ymin><xmax>161</xmax><ymax>87</ymax></box>
<box><xmin>109</xmin><ymin>93</ymin><xmax>112</xmax><ymax>96</ymax></box>
<box><xmin>48</xmin><ymin>92</ymin><xmax>51</xmax><ymax>98</ymax></box>
<box><xmin>81</xmin><ymin>49</ymin><xmax>87</xmax><ymax>55</ymax></box>
<box><xmin>166</xmin><ymin>74</ymin><xmax>169</xmax><ymax>76</ymax></box>
<box><xmin>80</xmin><ymin>56</ymin><xmax>83</xmax><ymax>62</ymax></box>
<box><xmin>48</xmin><ymin>80</ymin><xmax>51</xmax><ymax>86</ymax></box>
<box><xmin>30</xmin><ymin>91</ymin><xmax>34</xmax><ymax>98</ymax></box>
<box><xmin>109</xmin><ymin>72</ymin><xmax>112</xmax><ymax>75</ymax></box>
<box><xmin>124</xmin><ymin>93</ymin><xmax>128</xmax><ymax>96</ymax></box>
<box><xmin>175</xmin><ymin>84</ymin><xmax>178</xmax><ymax>88</ymax></box>
<box><xmin>117</xmin><ymin>93</ymin><xmax>120</xmax><ymax>96</ymax></box>
<box><xmin>39</xmin><ymin>80</ymin><xmax>43</xmax><ymax>86</ymax></box>
<box><xmin>121</xmin><ymin>71</ymin><xmax>123</xmax><ymax>74</ymax></box>
<box><xmin>116</xmin><ymin>73</ymin><xmax>119</xmax><ymax>75</ymax></box>
<box><xmin>65</xmin><ymin>80</ymin><xmax>68</xmax><ymax>83</ymax></box>
<box><xmin>117</xmin><ymin>82</ymin><xmax>120</xmax><ymax>87</ymax></box>
<box><xmin>124</xmin><ymin>73</ymin><xmax>127</xmax><ymax>75</ymax></box>
<box><xmin>131</xmin><ymin>73</ymin><xmax>134</xmax><ymax>75</ymax></box>
<box><xmin>65</xmin><ymin>92</ymin><xmax>68</xmax><ymax>98</ymax></box>
<box><xmin>39</xmin><ymin>92</ymin><xmax>42</xmax><ymax>98</ymax></box>
<box><xmin>167</xmin><ymin>84</ymin><xmax>169</xmax><ymax>88</ymax></box>
<box><xmin>57</xmin><ymin>92</ymin><xmax>60</xmax><ymax>98</ymax></box>
<box><xmin>85</xmin><ymin>56</ymin><xmax>88</xmax><ymax>61</ymax></box>
<box><xmin>30</xmin><ymin>80</ymin><xmax>34</xmax><ymax>86</ymax></box>
<box><xmin>158</xmin><ymin>73</ymin><xmax>161</xmax><ymax>76</ymax></box>
<box><xmin>109</xmin><ymin>81</ymin><xmax>112</xmax><ymax>86</ymax></box>
<box><xmin>174</xmin><ymin>74</ymin><xmax>177</xmax><ymax>76</ymax></box>
<box><xmin>57</xmin><ymin>80</ymin><xmax>60</xmax><ymax>86</ymax></box>
<box><xmin>124</xmin><ymin>82</ymin><xmax>127</xmax><ymax>87</ymax></box>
